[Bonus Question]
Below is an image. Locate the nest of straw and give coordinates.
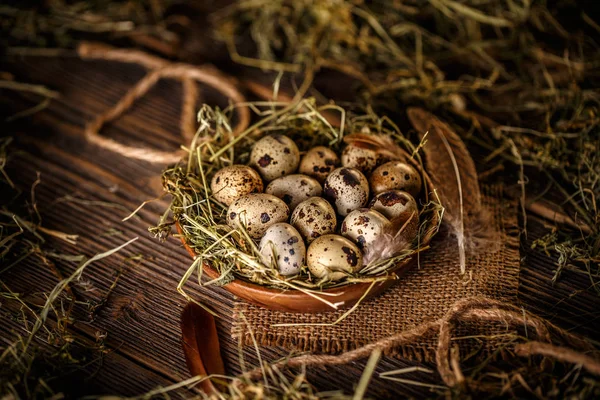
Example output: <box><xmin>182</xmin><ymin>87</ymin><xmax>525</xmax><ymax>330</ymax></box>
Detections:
<box><xmin>152</xmin><ymin>99</ymin><xmax>442</xmax><ymax>294</ymax></box>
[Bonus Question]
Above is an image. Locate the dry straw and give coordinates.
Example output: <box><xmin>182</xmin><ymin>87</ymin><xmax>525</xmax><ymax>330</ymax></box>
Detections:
<box><xmin>152</xmin><ymin>99</ymin><xmax>442</xmax><ymax>306</ymax></box>
<box><xmin>1</xmin><ymin>135</ymin><xmax>140</xmax><ymax>398</ymax></box>
<box><xmin>214</xmin><ymin>0</ymin><xmax>600</xmax><ymax>295</ymax></box>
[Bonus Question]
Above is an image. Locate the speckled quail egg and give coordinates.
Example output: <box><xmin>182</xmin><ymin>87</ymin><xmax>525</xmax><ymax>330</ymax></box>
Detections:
<box><xmin>250</xmin><ymin>134</ymin><xmax>300</xmax><ymax>182</ymax></box>
<box><xmin>210</xmin><ymin>165</ymin><xmax>263</xmax><ymax>206</ymax></box>
<box><xmin>370</xmin><ymin>161</ymin><xmax>422</xmax><ymax>196</ymax></box>
<box><xmin>259</xmin><ymin>223</ymin><xmax>306</xmax><ymax>276</ymax></box>
<box><xmin>341</xmin><ymin>208</ymin><xmax>390</xmax><ymax>250</ymax></box>
<box><xmin>290</xmin><ymin>197</ymin><xmax>336</xmax><ymax>243</ymax></box>
<box><xmin>265</xmin><ymin>174</ymin><xmax>322</xmax><ymax>211</ymax></box>
<box><xmin>306</xmin><ymin>234</ymin><xmax>363</xmax><ymax>281</ymax></box>
<box><xmin>369</xmin><ymin>190</ymin><xmax>418</xmax><ymax>220</ymax></box>
<box><xmin>341</xmin><ymin>143</ymin><xmax>386</xmax><ymax>174</ymax></box>
<box><xmin>227</xmin><ymin>194</ymin><xmax>289</xmax><ymax>239</ymax></box>
<box><xmin>323</xmin><ymin>167</ymin><xmax>370</xmax><ymax>216</ymax></box>
<box><xmin>299</xmin><ymin>146</ymin><xmax>340</xmax><ymax>183</ymax></box>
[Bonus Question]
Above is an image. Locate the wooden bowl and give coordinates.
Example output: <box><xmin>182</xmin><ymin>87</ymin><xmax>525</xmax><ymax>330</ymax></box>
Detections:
<box><xmin>176</xmin><ymin>158</ymin><xmax>438</xmax><ymax>313</ymax></box>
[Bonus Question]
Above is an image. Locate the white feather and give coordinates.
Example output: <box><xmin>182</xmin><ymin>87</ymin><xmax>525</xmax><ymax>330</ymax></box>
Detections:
<box><xmin>362</xmin><ymin>211</ymin><xmax>417</xmax><ymax>266</ymax></box>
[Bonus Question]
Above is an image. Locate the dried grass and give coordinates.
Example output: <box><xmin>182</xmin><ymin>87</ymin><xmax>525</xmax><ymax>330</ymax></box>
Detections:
<box><xmin>215</xmin><ymin>0</ymin><xmax>600</xmax><ymax>295</ymax></box>
<box><xmin>151</xmin><ymin>100</ymin><xmax>442</xmax><ymax>307</ymax></box>
<box><xmin>0</xmin><ymin>137</ymin><xmax>138</xmax><ymax>398</ymax></box>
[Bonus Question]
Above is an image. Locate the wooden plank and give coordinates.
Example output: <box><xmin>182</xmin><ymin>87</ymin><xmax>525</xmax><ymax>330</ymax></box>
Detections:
<box><xmin>0</xmin><ymin>306</ymin><xmax>195</xmax><ymax>399</ymax></box>
<box><xmin>1</xmin><ymin>54</ymin><xmax>599</xmax><ymax>399</ymax></box>
<box><xmin>518</xmin><ymin>218</ymin><xmax>599</xmax><ymax>338</ymax></box>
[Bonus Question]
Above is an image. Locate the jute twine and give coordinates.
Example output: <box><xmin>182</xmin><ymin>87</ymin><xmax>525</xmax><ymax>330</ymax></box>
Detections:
<box><xmin>242</xmin><ymin>296</ymin><xmax>600</xmax><ymax>388</ymax></box>
<box><xmin>76</xmin><ymin>42</ymin><xmax>250</xmax><ymax>164</ymax></box>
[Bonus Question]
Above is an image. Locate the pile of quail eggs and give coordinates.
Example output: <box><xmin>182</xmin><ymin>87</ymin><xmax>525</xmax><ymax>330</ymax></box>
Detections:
<box><xmin>210</xmin><ymin>133</ymin><xmax>422</xmax><ymax>282</ymax></box>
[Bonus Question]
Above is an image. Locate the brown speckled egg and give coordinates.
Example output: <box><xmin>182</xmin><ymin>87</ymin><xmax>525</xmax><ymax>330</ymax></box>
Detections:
<box><xmin>210</xmin><ymin>165</ymin><xmax>263</xmax><ymax>206</ymax></box>
<box><xmin>290</xmin><ymin>197</ymin><xmax>336</xmax><ymax>243</ymax></box>
<box><xmin>341</xmin><ymin>208</ymin><xmax>390</xmax><ymax>250</ymax></box>
<box><xmin>227</xmin><ymin>194</ymin><xmax>289</xmax><ymax>239</ymax></box>
<box><xmin>250</xmin><ymin>134</ymin><xmax>300</xmax><ymax>182</ymax></box>
<box><xmin>341</xmin><ymin>143</ymin><xmax>385</xmax><ymax>174</ymax></box>
<box><xmin>323</xmin><ymin>167</ymin><xmax>370</xmax><ymax>216</ymax></box>
<box><xmin>306</xmin><ymin>235</ymin><xmax>363</xmax><ymax>281</ymax></box>
<box><xmin>369</xmin><ymin>190</ymin><xmax>418</xmax><ymax>220</ymax></box>
<box><xmin>265</xmin><ymin>174</ymin><xmax>322</xmax><ymax>211</ymax></box>
<box><xmin>299</xmin><ymin>146</ymin><xmax>340</xmax><ymax>183</ymax></box>
<box><xmin>370</xmin><ymin>161</ymin><xmax>422</xmax><ymax>196</ymax></box>
<box><xmin>259</xmin><ymin>223</ymin><xmax>305</xmax><ymax>276</ymax></box>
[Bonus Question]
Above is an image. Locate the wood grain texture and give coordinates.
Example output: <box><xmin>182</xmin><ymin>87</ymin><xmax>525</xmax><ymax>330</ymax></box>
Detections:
<box><xmin>1</xmin><ymin>56</ymin><xmax>598</xmax><ymax>399</ymax></box>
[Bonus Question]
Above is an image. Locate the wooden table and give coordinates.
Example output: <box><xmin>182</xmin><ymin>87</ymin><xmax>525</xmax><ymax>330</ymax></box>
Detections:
<box><xmin>1</xmin><ymin>54</ymin><xmax>598</xmax><ymax>398</ymax></box>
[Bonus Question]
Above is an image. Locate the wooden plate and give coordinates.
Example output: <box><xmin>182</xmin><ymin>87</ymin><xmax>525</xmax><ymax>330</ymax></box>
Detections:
<box><xmin>176</xmin><ymin>157</ymin><xmax>438</xmax><ymax>313</ymax></box>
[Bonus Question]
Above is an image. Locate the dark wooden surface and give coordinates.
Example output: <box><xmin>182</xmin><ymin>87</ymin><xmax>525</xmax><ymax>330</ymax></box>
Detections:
<box><xmin>1</xmin><ymin>55</ymin><xmax>599</xmax><ymax>399</ymax></box>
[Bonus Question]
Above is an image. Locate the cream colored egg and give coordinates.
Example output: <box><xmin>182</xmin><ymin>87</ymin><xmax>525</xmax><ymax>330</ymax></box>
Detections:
<box><xmin>290</xmin><ymin>197</ymin><xmax>336</xmax><ymax>243</ymax></box>
<box><xmin>323</xmin><ymin>167</ymin><xmax>370</xmax><ymax>216</ymax></box>
<box><xmin>259</xmin><ymin>223</ymin><xmax>306</xmax><ymax>276</ymax></box>
<box><xmin>299</xmin><ymin>146</ymin><xmax>340</xmax><ymax>183</ymax></box>
<box><xmin>250</xmin><ymin>134</ymin><xmax>300</xmax><ymax>182</ymax></box>
<box><xmin>341</xmin><ymin>143</ymin><xmax>386</xmax><ymax>174</ymax></box>
<box><xmin>369</xmin><ymin>190</ymin><xmax>418</xmax><ymax>220</ymax></box>
<box><xmin>210</xmin><ymin>165</ymin><xmax>263</xmax><ymax>206</ymax></box>
<box><xmin>227</xmin><ymin>194</ymin><xmax>289</xmax><ymax>239</ymax></box>
<box><xmin>306</xmin><ymin>235</ymin><xmax>363</xmax><ymax>281</ymax></box>
<box><xmin>265</xmin><ymin>174</ymin><xmax>322</xmax><ymax>211</ymax></box>
<box><xmin>341</xmin><ymin>208</ymin><xmax>390</xmax><ymax>250</ymax></box>
<box><xmin>370</xmin><ymin>161</ymin><xmax>422</xmax><ymax>196</ymax></box>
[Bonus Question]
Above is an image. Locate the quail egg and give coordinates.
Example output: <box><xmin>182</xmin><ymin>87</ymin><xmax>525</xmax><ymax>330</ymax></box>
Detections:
<box><xmin>341</xmin><ymin>208</ymin><xmax>390</xmax><ymax>250</ymax></box>
<box><xmin>265</xmin><ymin>174</ymin><xmax>322</xmax><ymax>211</ymax></box>
<box><xmin>290</xmin><ymin>197</ymin><xmax>336</xmax><ymax>243</ymax></box>
<box><xmin>307</xmin><ymin>235</ymin><xmax>363</xmax><ymax>281</ymax></box>
<box><xmin>370</xmin><ymin>161</ymin><xmax>422</xmax><ymax>196</ymax></box>
<box><xmin>227</xmin><ymin>193</ymin><xmax>289</xmax><ymax>239</ymax></box>
<box><xmin>323</xmin><ymin>167</ymin><xmax>370</xmax><ymax>216</ymax></box>
<box><xmin>341</xmin><ymin>143</ymin><xmax>385</xmax><ymax>174</ymax></box>
<box><xmin>259</xmin><ymin>223</ymin><xmax>306</xmax><ymax>276</ymax></box>
<box><xmin>299</xmin><ymin>146</ymin><xmax>340</xmax><ymax>183</ymax></box>
<box><xmin>369</xmin><ymin>190</ymin><xmax>418</xmax><ymax>220</ymax></box>
<box><xmin>250</xmin><ymin>134</ymin><xmax>300</xmax><ymax>182</ymax></box>
<box><xmin>210</xmin><ymin>165</ymin><xmax>263</xmax><ymax>206</ymax></box>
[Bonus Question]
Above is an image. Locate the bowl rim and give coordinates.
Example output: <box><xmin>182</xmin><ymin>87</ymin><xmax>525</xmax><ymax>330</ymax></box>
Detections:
<box><xmin>177</xmin><ymin>221</ymin><xmax>422</xmax><ymax>315</ymax></box>
<box><xmin>177</xmin><ymin>221</ymin><xmax>391</xmax><ymax>301</ymax></box>
<box><xmin>172</xmin><ymin>122</ymin><xmax>440</xmax><ymax>311</ymax></box>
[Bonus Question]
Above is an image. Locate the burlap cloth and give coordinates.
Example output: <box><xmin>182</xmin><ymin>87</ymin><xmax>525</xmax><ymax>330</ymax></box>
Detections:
<box><xmin>232</xmin><ymin>184</ymin><xmax>520</xmax><ymax>362</ymax></box>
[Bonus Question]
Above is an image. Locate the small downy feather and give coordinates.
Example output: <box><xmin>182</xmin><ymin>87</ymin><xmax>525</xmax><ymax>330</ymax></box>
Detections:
<box><xmin>407</xmin><ymin>107</ymin><xmax>495</xmax><ymax>275</ymax></box>
<box><xmin>362</xmin><ymin>211</ymin><xmax>418</xmax><ymax>266</ymax></box>
<box><xmin>343</xmin><ymin>132</ymin><xmax>409</xmax><ymax>162</ymax></box>
<box><xmin>181</xmin><ymin>302</ymin><xmax>225</xmax><ymax>394</ymax></box>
